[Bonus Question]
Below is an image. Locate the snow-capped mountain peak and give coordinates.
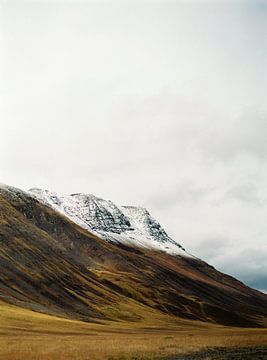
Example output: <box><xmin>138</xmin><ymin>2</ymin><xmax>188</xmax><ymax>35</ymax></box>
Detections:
<box><xmin>29</xmin><ymin>188</ymin><xmax>190</xmax><ymax>257</ymax></box>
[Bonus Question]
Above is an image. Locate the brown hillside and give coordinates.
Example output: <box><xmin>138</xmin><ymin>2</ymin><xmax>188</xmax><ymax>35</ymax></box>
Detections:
<box><xmin>0</xmin><ymin>186</ymin><xmax>266</xmax><ymax>327</ymax></box>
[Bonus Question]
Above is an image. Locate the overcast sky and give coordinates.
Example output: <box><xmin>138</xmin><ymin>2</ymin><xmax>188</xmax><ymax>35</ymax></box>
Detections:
<box><xmin>1</xmin><ymin>0</ymin><xmax>267</xmax><ymax>293</ymax></box>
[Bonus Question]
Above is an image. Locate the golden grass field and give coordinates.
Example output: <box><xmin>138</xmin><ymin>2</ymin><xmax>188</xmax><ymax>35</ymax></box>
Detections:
<box><xmin>1</xmin><ymin>300</ymin><xmax>267</xmax><ymax>360</ymax></box>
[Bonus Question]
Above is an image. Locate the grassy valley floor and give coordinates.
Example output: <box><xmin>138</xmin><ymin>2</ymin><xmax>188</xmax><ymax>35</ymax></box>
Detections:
<box><xmin>1</xmin><ymin>301</ymin><xmax>267</xmax><ymax>360</ymax></box>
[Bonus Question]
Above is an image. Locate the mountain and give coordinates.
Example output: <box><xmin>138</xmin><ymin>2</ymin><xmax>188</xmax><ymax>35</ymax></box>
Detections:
<box><xmin>0</xmin><ymin>183</ymin><xmax>267</xmax><ymax>328</ymax></box>
<box><xmin>29</xmin><ymin>188</ymin><xmax>188</xmax><ymax>256</ymax></box>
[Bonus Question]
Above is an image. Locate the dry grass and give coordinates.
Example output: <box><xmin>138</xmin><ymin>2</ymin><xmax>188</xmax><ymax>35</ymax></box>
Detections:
<box><xmin>1</xmin><ymin>301</ymin><xmax>267</xmax><ymax>360</ymax></box>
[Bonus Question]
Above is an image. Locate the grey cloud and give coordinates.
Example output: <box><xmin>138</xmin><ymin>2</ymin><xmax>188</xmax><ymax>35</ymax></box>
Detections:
<box><xmin>200</xmin><ymin>111</ymin><xmax>267</xmax><ymax>162</ymax></box>
<box><xmin>187</xmin><ymin>232</ymin><xmax>267</xmax><ymax>292</ymax></box>
<box><xmin>246</xmin><ymin>277</ymin><xmax>267</xmax><ymax>294</ymax></box>
<box><xmin>191</xmin><ymin>235</ymin><xmax>231</xmax><ymax>261</ymax></box>
<box><xmin>224</xmin><ymin>182</ymin><xmax>266</xmax><ymax>207</ymax></box>
<box><xmin>208</xmin><ymin>245</ymin><xmax>267</xmax><ymax>293</ymax></box>
<box><xmin>146</xmin><ymin>181</ymin><xmax>214</xmax><ymax>210</ymax></box>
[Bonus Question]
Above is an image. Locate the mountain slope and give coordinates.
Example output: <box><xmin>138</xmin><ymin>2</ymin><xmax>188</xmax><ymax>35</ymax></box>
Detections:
<box><xmin>0</xmin><ymin>184</ymin><xmax>267</xmax><ymax>327</ymax></box>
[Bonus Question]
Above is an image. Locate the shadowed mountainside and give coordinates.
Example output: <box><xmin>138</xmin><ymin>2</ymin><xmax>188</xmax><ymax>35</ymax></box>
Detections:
<box><xmin>0</xmin><ymin>185</ymin><xmax>267</xmax><ymax>327</ymax></box>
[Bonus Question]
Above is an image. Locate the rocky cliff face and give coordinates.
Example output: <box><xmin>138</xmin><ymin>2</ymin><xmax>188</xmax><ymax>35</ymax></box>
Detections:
<box><xmin>29</xmin><ymin>188</ymin><xmax>189</xmax><ymax>256</ymax></box>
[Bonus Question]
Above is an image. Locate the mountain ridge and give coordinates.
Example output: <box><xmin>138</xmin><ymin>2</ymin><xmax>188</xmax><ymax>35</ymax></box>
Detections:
<box><xmin>29</xmin><ymin>187</ymin><xmax>189</xmax><ymax>256</ymax></box>
<box><xmin>0</xmin><ymin>183</ymin><xmax>267</xmax><ymax>328</ymax></box>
